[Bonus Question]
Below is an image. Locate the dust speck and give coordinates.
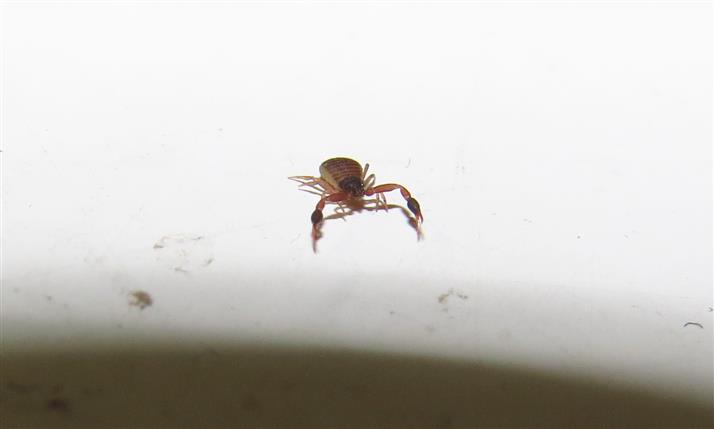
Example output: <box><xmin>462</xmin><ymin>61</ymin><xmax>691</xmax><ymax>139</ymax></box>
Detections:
<box><xmin>438</xmin><ymin>288</ymin><xmax>468</xmax><ymax>304</ymax></box>
<box><xmin>153</xmin><ymin>233</ymin><xmax>212</xmax><ymax>273</ymax></box>
<box><xmin>153</xmin><ymin>234</ymin><xmax>204</xmax><ymax>249</ymax></box>
<box><xmin>438</xmin><ymin>293</ymin><xmax>449</xmax><ymax>304</ymax></box>
<box><xmin>683</xmin><ymin>322</ymin><xmax>703</xmax><ymax>329</ymax></box>
<box><xmin>47</xmin><ymin>397</ymin><xmax>70</xmax><ymax>413</ymax></box>
<box><xmin>128</xmin><ymin>290</ymin><xmax>153</xmax><ymax>310</ymax></box>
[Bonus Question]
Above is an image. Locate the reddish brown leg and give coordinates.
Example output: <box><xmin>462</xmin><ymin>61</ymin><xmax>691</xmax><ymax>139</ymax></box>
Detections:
<box><xmin>311</xmin><ymin>192</ymin><xmax>348</xmax><ymax>252</ymax></box>
<box><xmin>365</xmin><ymin>184</ymin><xmax>423</xmax><ymax>223</ymax></box>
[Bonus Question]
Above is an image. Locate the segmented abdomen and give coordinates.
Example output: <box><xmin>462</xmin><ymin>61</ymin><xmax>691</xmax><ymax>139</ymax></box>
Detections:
<box><xmin>319</xmin><ymin>157</ymin><xmax>363</xmax><ymax>191</ymax></box>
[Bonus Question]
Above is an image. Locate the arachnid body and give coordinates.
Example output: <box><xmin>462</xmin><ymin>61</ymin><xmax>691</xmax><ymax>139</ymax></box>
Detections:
<box><xmin>289</xmin><ymin>157</ymin><xmax>423</xmax><ymax>251</ymax></box>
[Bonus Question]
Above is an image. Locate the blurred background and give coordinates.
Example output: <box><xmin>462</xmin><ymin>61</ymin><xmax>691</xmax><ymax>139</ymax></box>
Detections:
<box><xmin>1</xmin><ymin>2</ymin><xmax>712</xmax><ymax>427</ymax></box>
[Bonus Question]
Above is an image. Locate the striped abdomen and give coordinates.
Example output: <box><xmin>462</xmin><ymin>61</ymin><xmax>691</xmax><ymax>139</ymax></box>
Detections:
<box><xmin>319</xmin><ymin>157</ymin><xmax>364</xmax><ymax>196</ymax></box>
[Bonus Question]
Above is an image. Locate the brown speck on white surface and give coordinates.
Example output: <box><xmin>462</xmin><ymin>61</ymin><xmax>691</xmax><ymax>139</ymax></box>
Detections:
<box><xmin>128</xmin><ymin>290</ymin><xmax>153</xmax><ymax>310</ymax></box>
<box><xmin>438</xmin><ymin>288</ymin><xmax>469</xmax><ymax>304</ymax></box>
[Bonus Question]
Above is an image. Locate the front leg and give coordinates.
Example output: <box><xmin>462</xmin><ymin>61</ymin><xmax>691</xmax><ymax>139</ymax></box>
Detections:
<box><xmin>311</xmin><ymin>192</ymin><xmax>349</xmax><ymax>252</ymax></box>
<box><xmin>365</xmin><ymin>184</ymin><xmax>423</xmax><ymax>223</ymax></box>
<box><xmin>288</xmin><ymin>175</ymin><xmax>336</xmax><ymax>195</ymax></box>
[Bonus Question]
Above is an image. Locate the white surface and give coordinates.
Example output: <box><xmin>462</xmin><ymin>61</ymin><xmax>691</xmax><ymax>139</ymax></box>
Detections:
<box><xmin>1</xmin><ymin>0</ymin><xmax>712</xmax><ymax>419</ymax></box>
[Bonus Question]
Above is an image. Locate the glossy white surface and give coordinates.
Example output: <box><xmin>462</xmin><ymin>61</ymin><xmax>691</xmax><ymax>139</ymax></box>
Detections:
<box><xmin>2</xmin><ymin>2</ymin><xmax>712</xmax><ymax>426</ymax></box>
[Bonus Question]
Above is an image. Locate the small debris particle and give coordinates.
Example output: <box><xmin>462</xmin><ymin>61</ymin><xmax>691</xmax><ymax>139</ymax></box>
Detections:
<box><xmin>683</xmin><ymin>322</ymin><xmax>703</xmax><ymax>329</ymax></box>
<box><xmin>203</xmin><ymin>257</ymin><xmax>214</xmax><ymax>266</ymax></box>
<box><xmin>47</xmin><ymin>397</ymin><xmax>70</xmax><ymax>413</ymax></box>
<box><xmin>153</xmin><ymin>234</ymin><xmax>204</xmax><ymax>249</ymax></box>
<box><xmin>128</xmin><ymin>290</ymin><xmax>153</xmax><ymax>310</ymax></box>
<box><xmin>174</xmin><ymin>266</ymin><xmax>189</xmax><ymax>274</ymax></box>
<box><xmin>708</xmin><ymin>307</ymin><xmax>713</xmax><ymax>312</ymax></box>
<box><xmin>438</xmin><ymin>288</ymin><xmax>469</xmax><ymax>304</ymax></box>
<box><xmin>577</xmin><ymin>235</ymin><xmax>581</xmax><ymax>239</ymax></box>
<box><xmin>45</xmin><ymin>295</ymin><xmax>53</xmax><ymax>301</ymax></box>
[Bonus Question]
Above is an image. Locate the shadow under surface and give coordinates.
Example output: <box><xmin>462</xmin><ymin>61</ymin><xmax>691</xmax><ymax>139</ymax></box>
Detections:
<box><xmin>1</xmin><ymin>342</ymin><xmax>711</xmax><ymax>428</ymax></box>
